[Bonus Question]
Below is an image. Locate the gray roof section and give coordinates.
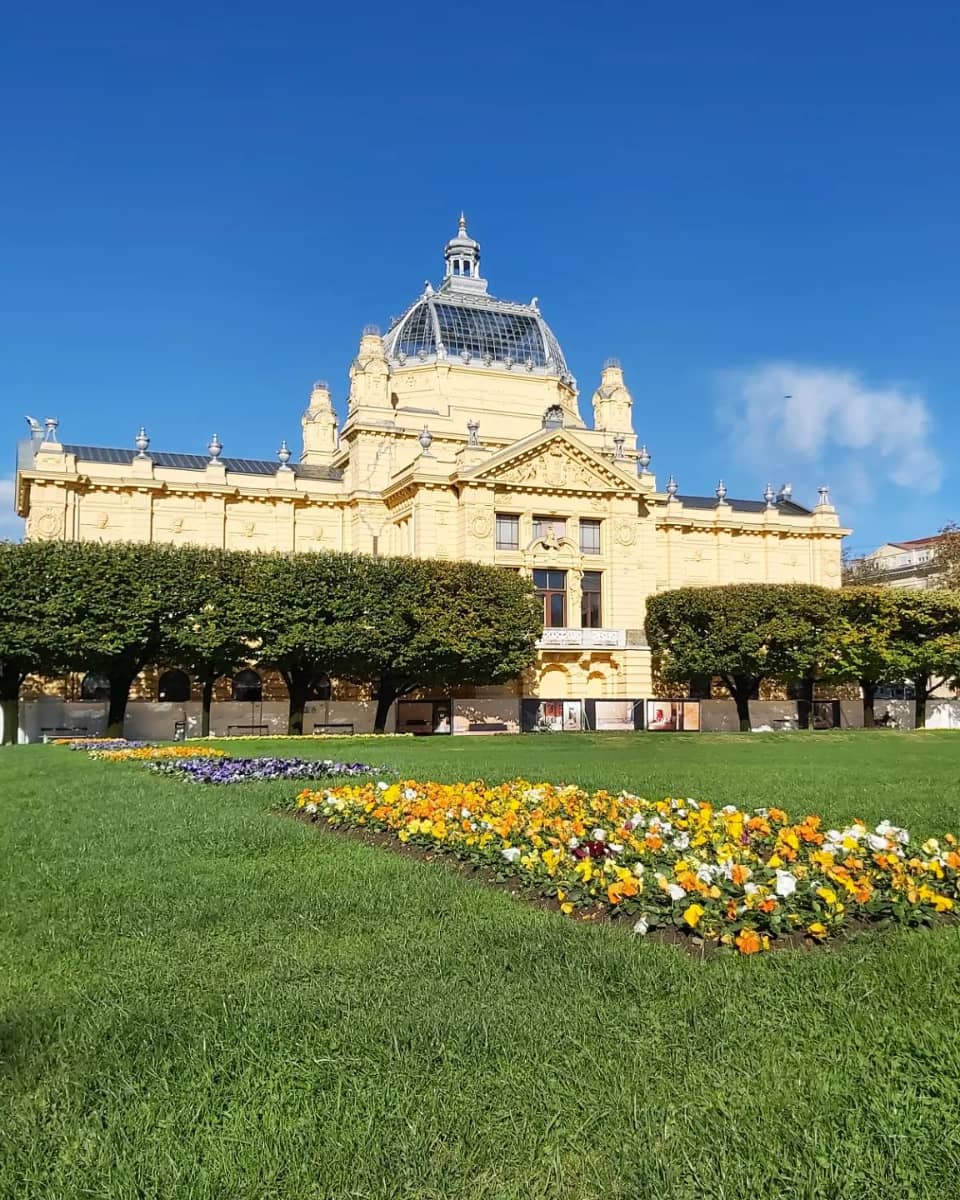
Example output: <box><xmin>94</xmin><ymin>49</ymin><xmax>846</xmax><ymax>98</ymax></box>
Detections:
<box><xmin>58</xmin><ymin>445</ymin><xmax>342</xmax><ymax>482</ymax></box>
<box><xmin>678</xmin><ymin>494</ymin><xmax>813</xmax><ymax>516</ymax></box>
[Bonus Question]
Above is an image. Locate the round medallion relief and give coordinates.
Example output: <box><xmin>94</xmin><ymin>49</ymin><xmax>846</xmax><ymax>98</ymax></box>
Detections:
<box><xmin>471</xmin><ymin>512</ymin><xmax>493</xmax><ymax>539</ymax></box>
<box><xmin>34</xmin><ymin>508</ymin><xmax>64</xmax><ymax>538</ymax></box>
<box><xmin>615</xmin><ymin>519</ymin><xmax>636</xmax><ymax>547</ymax></box>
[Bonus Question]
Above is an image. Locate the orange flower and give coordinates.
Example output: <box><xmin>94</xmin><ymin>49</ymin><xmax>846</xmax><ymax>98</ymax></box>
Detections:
<box><xmin>758</xmin><ymin>898</ymin><xmax>777</xmax><ymax>914</ymax></box>
<box><xmin>731</xmin><ymin>864</ymin><xmax>751</xmax><ymax>886</ymax></box>
<box><xmin>735</xmin><ymin>929</ymin><xmax>762</xmax><ymax>955</ymax></box>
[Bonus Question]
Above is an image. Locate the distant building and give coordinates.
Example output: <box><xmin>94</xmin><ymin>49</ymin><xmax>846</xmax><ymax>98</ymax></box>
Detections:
<box><xmin>855</xmin><ymin>535</ymin><xmax>944</xmax><ymax>589</ymax></box>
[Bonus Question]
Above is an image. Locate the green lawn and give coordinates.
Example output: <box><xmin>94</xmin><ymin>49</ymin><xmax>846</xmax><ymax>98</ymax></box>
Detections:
<box><xmin>3</xmin><ymin>732</ymin><xmax>960</xmax><ymax>1199</ymax></box>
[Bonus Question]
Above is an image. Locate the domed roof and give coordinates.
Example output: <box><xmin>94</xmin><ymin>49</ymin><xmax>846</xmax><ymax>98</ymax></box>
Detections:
<box><xmin>382</xmin><ymin>217</ymin><xmax>572</xmax><ymax>383</ymax></box>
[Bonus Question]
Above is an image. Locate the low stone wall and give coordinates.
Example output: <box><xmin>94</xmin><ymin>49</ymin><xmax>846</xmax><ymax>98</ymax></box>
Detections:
<box><xmin>16</xmin><ymin>699</ymin><xmax>399</xmax><ymax>742</ymax></box>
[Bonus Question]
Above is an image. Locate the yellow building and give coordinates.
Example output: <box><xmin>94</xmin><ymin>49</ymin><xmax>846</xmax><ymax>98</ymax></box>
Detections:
<box><xmin>15</xmin><ymin>216</ymin><xmax>848</xmax><ymax>726</ymax></box>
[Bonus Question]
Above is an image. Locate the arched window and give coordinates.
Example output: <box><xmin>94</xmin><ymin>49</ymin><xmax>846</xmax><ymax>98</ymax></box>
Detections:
<box><xmin>157</xmin><ymin>669</ymin><xmax>191</xmax><ymax>702</ymax></box>
<box><xmin>231</xmin><ymin>669</ymin><xmax>263</xmax><ymax>703</ymax></box>
<box><xmin>80</xmin><ymin>673</ymin><xmax>111</xmax><ymax>701</ymax></box>
<box><xmin>305</xmin><ymin>673</ymin><xmax>332</xmax><ymax>701</ymax></box>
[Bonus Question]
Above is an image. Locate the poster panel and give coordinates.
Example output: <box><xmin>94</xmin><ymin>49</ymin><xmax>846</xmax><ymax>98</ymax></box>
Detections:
<box><xmin>563</xmin><ymin>700</ymin><xmax>583</xmax><ymax>731</ymax></box>
<box><xmin>682</xmin><ymin>701</ymin><xmax>701</xmax><ymax>732</ymax></box>
<box><xmin>646</xmin><ymin>701</ymin><xmax>681</xmax><ymax>731</ymax></box>
<box><xmin>594</xmin><ymin>700</ymin><xmax>636</xmax><ymax>732</ymax></box>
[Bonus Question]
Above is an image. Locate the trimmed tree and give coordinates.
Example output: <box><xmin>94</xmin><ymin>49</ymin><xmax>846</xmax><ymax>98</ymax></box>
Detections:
<box><xmin>0</xmin><ymin>541</ymin><xmax>63</xmax><ymax>744</ymax></box>
<box><xmin>162</xmin><ymin>548</ymin><xmax>255</xmax><ymax>737</ymax></box>
<box><xmin>645</xmin><ymin>584</ymin><xmax>840</xmax><ymax>732</ymax></box>
<box><xmin>825</xmin><ymin>587</ymin><xmax>911</xmax><ymax>727</ymax></box>
<box><xmin>339</xmin><ymin>556</ymin><xmax>543</xmax><ymax>733</ymax></box>
<box><xmin>825</xmin><ymin>587</ymin><xmax>960</xmax><ymax>728</ymax></box>
<box><xmin>53</xmin><ymin>542</ymin><xmax>200</xmax><ymax>736</ymax></box>
<box><xmin>896</xmin><ymin>590</ymin><xmax>960</xmax><ymax>728</ymax></box>
<box><xmin>249</xmin><ymin>551</ymin><xmax>364</xmax><ymax>736</ymax></box>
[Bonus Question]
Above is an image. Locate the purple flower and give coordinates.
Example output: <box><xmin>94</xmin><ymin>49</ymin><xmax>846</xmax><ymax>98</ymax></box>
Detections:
<box><xmin>152</xmin><ymin>756</ymin><xmax>388</xmax><ymax>784</ymax></box>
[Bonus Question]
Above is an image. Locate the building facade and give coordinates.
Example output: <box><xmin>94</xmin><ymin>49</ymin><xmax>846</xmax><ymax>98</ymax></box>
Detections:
<box><xmin>852</xmin><ymin>535</ymin><xmax>945</xmax><ymax>589</ymax></box>
<box><xmin>15</xmin><ymin>217</ymin><xmax>848</xmax><ymax>711</ymax></box>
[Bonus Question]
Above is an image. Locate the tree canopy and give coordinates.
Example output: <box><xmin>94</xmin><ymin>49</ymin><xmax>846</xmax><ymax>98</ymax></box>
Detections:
<box><xmin>645</xmin><ymin>584</ymin><xmax>840</xmax><ymax>730</ymax></box>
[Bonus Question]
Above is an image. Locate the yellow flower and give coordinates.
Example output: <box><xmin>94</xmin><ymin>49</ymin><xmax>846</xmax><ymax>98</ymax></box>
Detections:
<box><xmin>807</xmin><ymin>922</ymin><xmax>828</xmax><ymax>939</ymax></box>
<box><xmin>816</xmin><ymin>887</ymin><xmax>837</xmax><ymax>906</ymax></box>
<box><xmin>683</xmin><ymin>903</ymin><xmax>706</xmax><ymax>929</ymax></box>
<box><xmin>560</xmin><ymin>902</ymin><xmax>574</xmax><ymax>915</ymax></box>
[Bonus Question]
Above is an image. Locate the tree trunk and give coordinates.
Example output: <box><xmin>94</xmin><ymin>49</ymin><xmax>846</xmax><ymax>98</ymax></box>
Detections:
<box><xmin>201</xmin><ymin>677</ymin><xmax>214</xmax><ymax>738</ymax></box>
<box><xmin>374</xmin><ymin>688</ymin><xmax>397</xmax><ymax>734</ymax></box>
<box><xmin>287</xmin><ymin>673</ymin><xmax>309</xmax><ymax>736</ymax></box>
<box><xmin>862</xmin><ymin>681</ymin><xmax>876</xmax><ymax>728</ymax></box>
<box><xmin>796</xmin><ymin>675</ymin><xmax>815</xmax><ymax>730</ymax></box>
<box><xmin>0</xmin><ymin>670</ymin><xmax>24</xmax><ymax>745</ymax></box>
<box><xmin>1</xmin><ymin>697</ymin><xmax>19</xmax><ymax>745</ymax></box>
<box><xmin>915</xmin><ymin>675</ymin><xmax>929</xmax><ymax>730</ymax></box>
<box><xmin>730</xmin><ymin>679</ymin><xmax>752</xmax><ymax>732</ymax></box>
<box><xmin>105</xmin><ymin>673</ymin><xmax>135</xmax><ymax>738</ymax></box>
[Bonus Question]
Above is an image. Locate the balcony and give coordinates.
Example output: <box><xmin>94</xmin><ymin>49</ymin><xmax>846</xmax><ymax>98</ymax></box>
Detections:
<box><xmin>537</xmin><ymin>627</ymin><xmax>627</xmax><ymax>650</ymax></box>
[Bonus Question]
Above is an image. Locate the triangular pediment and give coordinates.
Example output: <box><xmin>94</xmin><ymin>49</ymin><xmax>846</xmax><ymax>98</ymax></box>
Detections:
<box><xmin>459</xmin><ymin>429</ymin><xmax>641</xmax><ymax>494</ymax></box>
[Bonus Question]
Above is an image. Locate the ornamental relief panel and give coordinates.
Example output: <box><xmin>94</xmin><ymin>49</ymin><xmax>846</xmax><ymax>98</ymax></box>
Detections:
<box><xmin>28</xmin><ymin>506</ymin><xmax>65</xmax><ymax>540</ymax></box>
<box><xmin>470</xmin><ymin>510</ymin><xmax>493</xmax><ymax>540</ymax></box>
<box><xmin>492</xmin><ymin>444</ymin><xmax>615</xmax><ymax>492</ymax></box>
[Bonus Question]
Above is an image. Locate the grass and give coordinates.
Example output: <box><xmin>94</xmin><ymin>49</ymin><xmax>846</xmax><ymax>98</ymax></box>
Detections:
<box><xmin>2</xmin><ymin>732</ymin><xmax>960</xmax><ymax>1199</ymax></box>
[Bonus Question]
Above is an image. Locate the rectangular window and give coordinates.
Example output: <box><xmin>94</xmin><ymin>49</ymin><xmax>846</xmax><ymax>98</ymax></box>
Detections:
<box><xmin>579</xmin><ymin>519</ymin><xmax>601</xmax><ymax>555</ymax></box>
<box><xmin>495</xmin><ymin>513</ymin><xmax>520</xmax><ymax>550</ymax></box>
<box><xmin>534</xmin><ymin>568</ymin><xmax>567</xmax><ymax>628</ymax></box>
<box><xmin>532</xmin><ymin>515</ymin><xmax>566</xmax><ymax>541</ymax></box>
<box><xmin>580</xmin><ymin>570</ymin><xmax>602</xmax><ymax>628</ymax></box>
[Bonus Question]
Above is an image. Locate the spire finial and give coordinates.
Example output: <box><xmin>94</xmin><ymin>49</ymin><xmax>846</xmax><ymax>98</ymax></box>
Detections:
<box><xmin>458</xmin><ymin>211</ymin><xmax>467</xmax><ymax>234</ymax></box>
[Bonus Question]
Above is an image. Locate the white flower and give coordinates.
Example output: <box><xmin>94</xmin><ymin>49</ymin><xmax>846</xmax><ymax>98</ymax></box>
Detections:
<box><xmin>633</xmin><ymin>917</ymin><xmax>649</xmax><ymax>935</ymax></box>
<box><xmin>774</xmin><ymin>870</ymin><xmax>797</xmax><ymax>897</ymax></box>
<box><xmin>667</xmin><ymin>883</ymin><xmax>686</xmax><ymax>902</ymax></box>
<box><xmin>633</xmin><ymin>862</ymin><xmax>646</xmax><ymax>877</ymax></box>
<box><xmin>628</xmin><ymin>813</ymin><xmax>645</xmax><ymax>829</ymax></box>
<box><xmin>460</xmin><ymin>807</ymin><xmax>472</xmax><ymax>820</ymax></box>
<box><xmin>867</xmin><ymin>833</ymin><xmax>888</xmax><ymax>853</ymax></box>
<box><xmin>501</xmin><ymin>847</ymin><xmax>521</xmax><ymax>863</ymax></box>
<box><xmin>376</xmin><ymin>781</ymin><xmax>388</xmax><ymax>792</ymax></box>
<box><xmin>608</xmin><ymin>843</ymin><xmax>624</xmax><ymax>855</ymax></box>
<box><xmin>304</xmin><ymin>802</ymin><xmax>318</xmax><ymax>815</ymax></box>
<box><xmin>591</xmin><ymin>828</ymin><xmax>607</xmax><ymax>842</ymax></box>
<box><xmin>696</xmin><ymin>864</ymin><xmax>715</xmax><ymax>884</ymax></box>
<box><xmin>672</xmin><ymin>833</ymin><xmax>690</xmax><ymax>851</ymax></box>
<box><xmin>722</xmin><ymin>804</ymin><xmax>738</xmax><ymax>815</ymax></box>
<box><xmin>568</xmin><ymin>836</ymin><xmax>580</xmax><ymax>849</ymax></box>
<box><xmin>403</xmin><ymin>787</ymin><xmax>418</xmax><ymax>801</ymax></box>
<box><xmin>744</xmin><ymin>882</ymin><xmax>759</xmax><ymax>896</ymax></box>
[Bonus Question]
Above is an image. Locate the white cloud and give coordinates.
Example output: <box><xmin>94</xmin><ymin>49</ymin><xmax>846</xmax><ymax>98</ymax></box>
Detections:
<box><xmin>0</xmin><ymin>478</ymin><xmax>24</xmax><ymax>542</ymax></box>
<box><xmin>716</xmin><ymin>363</ymin><xmax>943</xmax><ymax>504</ymax></box>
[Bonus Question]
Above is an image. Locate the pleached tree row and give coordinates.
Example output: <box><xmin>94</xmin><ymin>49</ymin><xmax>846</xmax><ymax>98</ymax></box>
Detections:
<box><xmin>645</xmin><ymin>583</ymin><xmax>960</xmax><ymax>730</ymax></box>
<box><xmin>0</xmin><ymin>542</ymin><xmax>543</xmax><ymax>742</ymax></box>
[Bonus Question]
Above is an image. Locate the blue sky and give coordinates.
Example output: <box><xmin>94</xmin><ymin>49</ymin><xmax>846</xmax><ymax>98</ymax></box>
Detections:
<box><xmin>3</xmin><ymin>0</ymin><xmax>958</xmax><ymax>551</ymax></box>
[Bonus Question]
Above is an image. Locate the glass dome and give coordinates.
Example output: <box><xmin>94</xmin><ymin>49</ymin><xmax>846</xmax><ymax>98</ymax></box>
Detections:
<box><xmin>384</xmin><ymin>293</ymin><xmax>568</xmax><ymax>377</ymax></box>
<box><xmin>381</xmin><ymin>217</ymin><xmax>572</xmax><ymax>382</ymax></box>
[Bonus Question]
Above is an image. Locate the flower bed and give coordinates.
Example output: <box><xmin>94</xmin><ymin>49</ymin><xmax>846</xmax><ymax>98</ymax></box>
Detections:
<box><xmin>152</xmin><ymin>756</ymin><xmax>387</xmax><ymax>784</ymax></box>
<box><xmin>291</xmin><ymin>779</ymin><xmax>960</xmax><ymax>953</ymax></box>
<box><xmin>88</xmin><ymin>744</ymin><xmax>229</xmax><ymax>762</ymax></box>
<box><xmin>54</xmin><ymin>738</ymin><xmax>149</xmax><ymax>751</ymax></box>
